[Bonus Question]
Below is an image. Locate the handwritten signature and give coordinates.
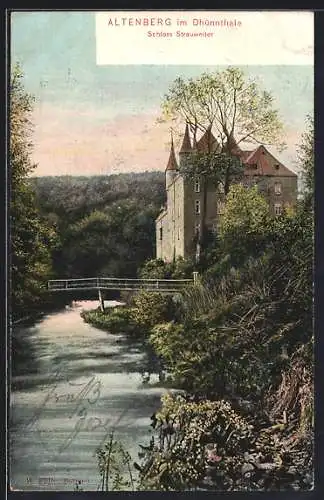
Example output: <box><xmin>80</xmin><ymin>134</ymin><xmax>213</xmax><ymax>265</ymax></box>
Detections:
<box><xmin>24</xmin><ymin>363</ymin><xmax>122</xmax><ymax>457</ymax></box>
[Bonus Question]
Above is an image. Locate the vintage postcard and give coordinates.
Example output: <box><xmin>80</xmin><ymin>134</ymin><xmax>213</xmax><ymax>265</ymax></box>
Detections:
<box><xmin>9</xmin><ymin>10</ymin><xmax>314</xmax><ymax>492</ymax></box>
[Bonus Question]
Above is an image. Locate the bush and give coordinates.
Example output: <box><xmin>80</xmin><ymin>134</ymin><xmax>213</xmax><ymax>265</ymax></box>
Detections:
<box><xmin>137</xmin><ymin>392</ymin><xmax>314</xmax><ymax>491</ymax></box>
<box><xmin>149</xmin><ymin>316</ymin><xmax>274</xmax><ymax>400</ymax></box>
<box><xmin>170</xmin><ymin>257</ymin><xmax>195</xmax><ymax>279</ymax></box>
<box><xmin>81</xmin><ymin>292</ymin><xmax>179</xmax><ymax>337</ymax></box>
<box><xmin>136</xmin><ymin>393</ymin><xmax>252</xmax><ymax>491</ymax></box>
<box><xmin>138</xmin><ymin>259</ymin><xmax>169</xmax><ymax>279</ymax></box>
<box><xmin>81</xmin><ymin>306</ymin><xmax>142</xmax><ymax>335</ymax></box>
<box><xmin>138</xmin><ymin>257</ymin><xmax>194</xmax><ymax>280</ymax></box>
<box><xmin>130</xmin><ymin>291</ymin><xmax>177</xmax><ymax>333</ymax></box>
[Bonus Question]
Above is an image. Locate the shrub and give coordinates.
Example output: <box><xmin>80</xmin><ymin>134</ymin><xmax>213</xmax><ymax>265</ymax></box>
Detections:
<box><xmin>138</xmin><ymin>259</ymin><xmax>168</xmax><ymax>279</ymax></box>
<box><xmin>130</xmin><ymin>291</ymin><xmax>177</xmax><ymax>333</ymax></box>
<box><xmin>137</xmin><ymin>392</ymin><xmax>314</xmax><ymax>491</ymax></box>
<box><xmin>81</xmin><ymin>306</ymin><xmax>141</xmax><ymax>335</ymax></box>
<box><xmin>138</xmin><ymin>257</ymin><xmax>194</xmax><ymax>280</ymax></box>
<box><xmin>136</xmin><ymin>393</ymin><xmax>254</xmax><ymax>491</ymax></box>
<box><xmin>81</xmin><ymin>292</ymin><xmax>179</xmax><ymax>337</ymax></box>
<box><xmin>96</xmin><ymin>432</ymin><xmax>137</xmax><ymax>491</ymax></box>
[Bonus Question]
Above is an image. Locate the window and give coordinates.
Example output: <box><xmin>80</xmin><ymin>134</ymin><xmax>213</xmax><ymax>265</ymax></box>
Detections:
<box><xmin>218</xmin><ymin>183</ymin><xmax>224</xmax><ymax>193</ymax></box>
<box><xmin>194</xmin><ymin>179</ymin><xmax>201</xmax><ymax>193</ymax></box>
<box><xmin>195</xmin><ymin>223</ymin><xmax>200</xmax><ymax>236</ymax></box>
<box><xmin>159</xmin><ymin>227</ymin><xmax>163</xmax><ymax>240</ymax></box>
<box><xmin>178</xmin><ymin>228</ymin><xmax>180</xmax><ymax>240</ymax></box>
<box><xmin>274</xmin><ymin>203</ymin><xmax>282</xmax><ymax>216</ymax></box>
<box><xmin>211</xmin><ymin>223</ymin><xmax>217</xmax><ymax>234</ymax></box>
<box><xmin>178</xmin><ymin>204</ymin><xmax>181</xmax><ymax>218</ymax></box>
<box><xmin>274</xmin><ymin>164</ymin><xmax>280</xmax><ymax>170</ymax></box>
<box><xmin>274</xmin><ymin>182</ymin><xmax>282</xmax><ymax>195</ymax></box>
<box><xmin>195</xmin><ymin>199</ymin><xmax>201</xmax><ymax>215</ymax></box>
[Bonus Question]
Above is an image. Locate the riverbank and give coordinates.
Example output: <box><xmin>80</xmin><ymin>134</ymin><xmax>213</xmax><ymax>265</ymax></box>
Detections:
<box><xmin>80</xmin><ymin>279</ymin><xmax>314</xmax><ymax>491</ymax></box>
<box><xmin>11</xmin><ymin>297</ymin><xmax>70</xmax><ymax>326</ymax></box>
<box><xmin>81</xmin><ymin>291</ymin><xmax>178</xmax><ymax>339</ymax></box>
<box><xmin>81</xmin><ymin>305</ymin><xmax>141</xmax><ymax>336</ymax></box>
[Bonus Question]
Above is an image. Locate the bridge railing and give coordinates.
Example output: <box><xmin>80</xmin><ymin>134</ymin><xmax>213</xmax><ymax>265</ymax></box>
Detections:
<box><xmin>48</xmin><ymin>278</ymin><xmax>98</xmax><ymax>290</ymax></box>
<box><xmin>47</xmin><ymin>277</ymin><xmax>193</xmax><ymax>291</ymax></box>
<box><xmin>97</xmin><ymin>277</ymin><xmax>192</xmax><ymax>290</ymax></box>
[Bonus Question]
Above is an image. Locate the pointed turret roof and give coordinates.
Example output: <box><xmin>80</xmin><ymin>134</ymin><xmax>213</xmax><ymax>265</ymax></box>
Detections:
<box><xmin>196</xmin><ymin>125</ymin><xmax>219</xmax><ymax>152</ymax></box>
<box><xmin>179</xmin><ymin>123</ymin><xmax>192</xmax><ymax>153</ymax></box>
<box><xmin>165</xmin><ymin>133</ymin><xmax>178</xmax><ymax>171</ymax></box>
<box><xmin>222</xmin><ymin>133</ymin><xmax>243</xmax><ymax>157</ymax></box>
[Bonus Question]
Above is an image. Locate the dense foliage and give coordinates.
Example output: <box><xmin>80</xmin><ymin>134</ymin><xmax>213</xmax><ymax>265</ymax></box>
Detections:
<box><xmin>297</xmin><ymin>114</ymin><xmax>314</xmax><ymax>210</ymax></box>
<box><xmin>135</xmin><ymin>117</ymin><xmax>314</xmax><ymax>491</ymax></box>
<box><xmin>138</xmin><ymin>256</ymin><xmax>194</xmax><ymax>279</ymax></box>
<box><xmin>10</xmin><ymin>65</ymin><xmax>59</xmax><ymax>317</ymax></box>
<box><xmin>136</xmin><ymin>392</ymin><xmax>312</xmax><ymax>491</ymax></box>
<box><xmin>161</xmin><ymin>67</ymin><xmax>285</xmax><ymax>150</ymax></box>
<box><xmin>31</xmin><ymin>172</ymin><xmax>165</xmax><ymax>279</ymax></box>
<box><xmin>82</xmin><ymin>291</ymin><xmax>177</xmax><ymax>337</ymax></box>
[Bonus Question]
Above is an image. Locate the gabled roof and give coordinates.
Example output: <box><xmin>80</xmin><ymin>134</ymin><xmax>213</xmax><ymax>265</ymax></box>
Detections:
<box><xmin>196</xmin><ymin>126</ymin><xmax>219</xmax><ymax>152</ymax></box>
<box><xmin>220</xmin><ymin>135</ymin><xmax>296</xmax><ymax>177</ymax></box>
<box><xmin>165</xmin><ymin>136</ymin><xmax>178</xmax><ymax>171</ymax></box>
<box><xmin>179</xmin><ymin>123</ymin><xmax>192</xmax><ymax>153</ymax></box>
<box><xmin>241</xmin><ymin>145</ymin><xmax>297</xmax><ymax>177</ymax></box>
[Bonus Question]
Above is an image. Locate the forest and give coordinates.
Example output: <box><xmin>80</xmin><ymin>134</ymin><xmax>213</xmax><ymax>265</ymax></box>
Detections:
<box><xmin>10</xmin><ymin>65</ymin><xmax>314</xmax><ymax>491</ymax></box>
<box><xmin>31</xmin><ymin>172</ymin><xmax>166</xmax><ymax>280</ymax></box>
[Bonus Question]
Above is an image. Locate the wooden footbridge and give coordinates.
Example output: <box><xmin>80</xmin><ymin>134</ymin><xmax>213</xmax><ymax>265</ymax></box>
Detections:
<box><xmin>47</xmin><ymin>276</ymin><xmax>196</xmax><ymax>311</ymax></box>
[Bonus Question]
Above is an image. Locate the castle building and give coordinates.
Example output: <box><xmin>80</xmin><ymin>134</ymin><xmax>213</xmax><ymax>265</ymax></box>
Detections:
<box><xmin>155</xmin><ymin>124</ymin><xmax>298</xmax><ymax>262</ymax></box>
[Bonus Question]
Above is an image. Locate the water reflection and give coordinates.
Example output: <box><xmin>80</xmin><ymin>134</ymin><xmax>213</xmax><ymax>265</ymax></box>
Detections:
<box><xmin>10</xmin><ymin>300</ymin><xmax>173</xmax><ymax>491</ymax></box>
<box><xmin>11</xmin><ymin>326</ymin><xmax>41</xmax><ymax>378</ymax></box>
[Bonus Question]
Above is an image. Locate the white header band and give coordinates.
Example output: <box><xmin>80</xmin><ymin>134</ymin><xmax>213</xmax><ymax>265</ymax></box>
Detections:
<box><xmin>96</xmin><ymin>10</ymin><xmax>314</xmax><ymax>65</ymax></box>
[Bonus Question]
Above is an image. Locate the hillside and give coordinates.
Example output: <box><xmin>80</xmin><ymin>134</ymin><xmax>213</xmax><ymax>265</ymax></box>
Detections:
<box><xmin>30</xmin><ymin>171</ymin><xmax>166</xmax><ymax>279</ymax></box>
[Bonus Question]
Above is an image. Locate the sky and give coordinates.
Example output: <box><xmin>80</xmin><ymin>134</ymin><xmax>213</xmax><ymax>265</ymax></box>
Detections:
<box><xmin>11</xmin><ymin>11</ymin><xmax>314</xmax><ymax>177</ymax></box>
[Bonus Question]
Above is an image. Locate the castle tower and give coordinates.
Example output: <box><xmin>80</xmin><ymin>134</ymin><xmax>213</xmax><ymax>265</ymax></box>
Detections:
<box><xmin>179</xmin><ymin>123</ymin><xmax>192</xmax><ymax>167</ymax></box>
<box><xmin>165</xmin><ymin>132</ymin><xmax>178</xmax><ymax>190</ymax></box>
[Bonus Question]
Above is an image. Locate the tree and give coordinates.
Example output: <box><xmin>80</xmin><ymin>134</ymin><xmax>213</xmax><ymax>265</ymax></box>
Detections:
<box><xmin>162</xmin><ymin>68</ymin><xmax>285</xmax><ymax>151</ymax></box>
<box><xmin>61</xmin><ymin>199</ymin><xmax>159</xmax><ymax>279</ymax></box>
<box><xmin>10</xmin><ymin>64</ymin><xmax>58</xmax><ymax>315</ymax></box>
<box><xmin>297</xmin><ymin>114</ymin><xmax>314</xmax><ymax>210</ymax></box>
<box><xmin>218</xmin><ymin>184</ymin><xmax>272</xmax><ymax>267</ymax></box>
<box><xmin>219</xmin><ymin>184</ymin><xmax>271</xmax><ymax>236</ymax></box>
<box><xmin>62</xmin><ymin>210</ymin><xmax>114</xmax><ymax>278</ymax></box>
<box><xmin>161</xmin><ymin>67</ymin><xmax>285</xmax><ymax>259</ymax></box>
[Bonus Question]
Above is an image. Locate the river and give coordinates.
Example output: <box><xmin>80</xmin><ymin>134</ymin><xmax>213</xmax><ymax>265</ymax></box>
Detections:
<box><xmin>10</xmin><ymin>300</ymin><xmax>172</xmax><ymax>491</ymax></box>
